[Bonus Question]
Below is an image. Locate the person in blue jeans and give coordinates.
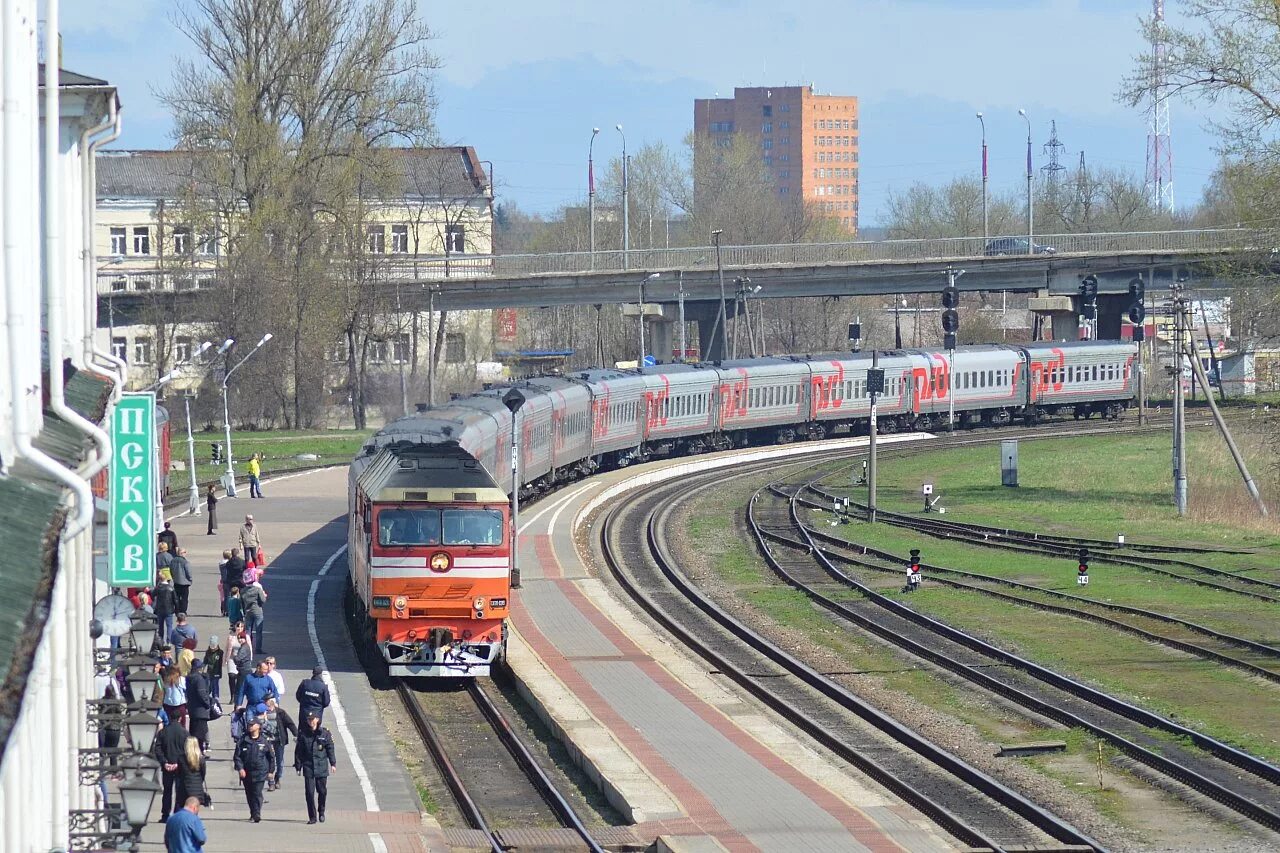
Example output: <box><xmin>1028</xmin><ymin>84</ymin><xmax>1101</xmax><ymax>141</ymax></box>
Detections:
<box><xmin>163</xmin><ymin>796</ymin><xmax>206</xmax><ymax>851</ymax></box>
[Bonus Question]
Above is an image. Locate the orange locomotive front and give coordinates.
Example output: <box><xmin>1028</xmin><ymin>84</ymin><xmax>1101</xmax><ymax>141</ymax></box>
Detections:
<box><xmin>349</xmin><ymin>444</ymin><xmax>510</xmax><ymax>677</ymax></box>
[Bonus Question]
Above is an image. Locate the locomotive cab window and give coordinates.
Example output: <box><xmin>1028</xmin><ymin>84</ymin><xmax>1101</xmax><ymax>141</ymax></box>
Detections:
<box><xmin>443</xmin><ymin>509</ymin><xmax>504</xmax><ymax>546</ymax></box>
<box><xmin>378</xmin><ymin>508</ymin><xmax>442</xmax><ymax>546</ymax></box>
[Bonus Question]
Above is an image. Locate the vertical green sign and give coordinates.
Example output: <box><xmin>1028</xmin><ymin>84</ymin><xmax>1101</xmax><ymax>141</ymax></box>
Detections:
<box><xmin>110</xmin><ymin>393</ymin><xmax>156</xmax><ymax>587</ymax></box>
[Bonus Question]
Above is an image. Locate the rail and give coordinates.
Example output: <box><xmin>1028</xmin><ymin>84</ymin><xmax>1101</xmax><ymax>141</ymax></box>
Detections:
<box><xmin>95</xmin><ymin>227</ymin><xmax>1253</xmax><ymax>294</ymax></box>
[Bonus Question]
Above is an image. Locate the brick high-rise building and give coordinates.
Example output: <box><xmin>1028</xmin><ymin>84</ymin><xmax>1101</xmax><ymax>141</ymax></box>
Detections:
<box><xmin>694</xmin><ymin>85</ymin><xmax>860</xmax><ymax>232</ymax></box>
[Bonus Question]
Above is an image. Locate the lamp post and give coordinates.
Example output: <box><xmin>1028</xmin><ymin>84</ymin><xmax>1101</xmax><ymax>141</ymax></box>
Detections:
<box><xmin>712</xmin><ymin>230</ymin><xmax>727</xmax><ymax>360</ymax></box>
<box><xmin>1019</xmin><ymin>108</ymin><xmax>1033</xmax><ymax>254</ymax></box>
<box><xmin>616</xmin><ymin>124</ymin><xmax>628</xmax><ymax>270</ymax></box>
<box><xmin>589</xmin><ymin>128</ymin><xmax>599</xmax><ymax>268</ymax></box>
<box><xmin>184</xmin><ymin>339</ymin><xmax>233</xmax><ymax>514</ymax></box>
<box><xmin>221</xmin><ymin>332</ymin><xmax>273</xmax><ymax>497</ymax></box>
<box><xmin>976</xmin><ymin>112</ymin><xmax>988</xmax><ymax>240</ymax></box>
<box><xmin>502</xmin><ymin>387</ymin><xmax>526</xmax><ymax>589</ymax></box>
<box><xmin>639</xmin><ymin>272</ymin><xmax>659</xmax><ymax>365</ymax></box>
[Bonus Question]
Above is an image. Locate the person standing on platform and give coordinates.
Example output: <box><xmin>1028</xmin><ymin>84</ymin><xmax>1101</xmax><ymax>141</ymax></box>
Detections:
<box><xmin>295</xmin><ymin>667</ymin><xmax>330</xmax><ymax>725</ymax></box>
<box><xmin>263</xmin><ymin>698</ymin><xmax>297</xmax><ymax>792</ymax></box>
<box><xmin>159</xmin><ymin>521</ymin><xmax>180</xmax><ymax>554</ymax></box>
<box><xmin>186</xmin><ymin>660</ymin><xmax>213</xmax><ymax>751</ymax></box>
<box><xmin>153</xmin><ymin>574</ymin><xmax>178</xmax><ymax>646</ymax></box>
<box><xmin>177</xmin><ymin>736</ymin><xmax>208</xmax><ymax>807</ymax></box>
<box><xmin>264</xmin><ymin>656</ymin><xmax>285</xmax><ymax>699</ymax></box>
<box><xmin>225</xmin><ymin>586</ymin><xmax>243</xmax><ymax>630</ymax></box>
<box><xmin>163</xmin><ymin>796</ymin><xmax>206</xmax><ymax>852</ymax></box>
<box><xmin>162</xmin><ymin>665</ymin><xmax>189</xmax><ymax>730</ymax></box>
<box><xmin>203</xmin><ymin>637</ymin><xmax>223</xmax><ymax>702</ymax></box>
<box><xmin>240</xmin><ymin>575</ymin><xmax>267</xmax><ymax>653</ymax></box>
<box><xmin>171</xmin><ymin>613</ymin><xmax>197</xmax><ymax>650</ymax></box>
<box><xmin>171</xmin><ymin>548</ymin><xmax>194</xmax><ymax>614</ymax></box>
<box><xmin>217</xmin><ymin>551</ymin><xmax>232</xmax><ymax>616</ymax></box>
<box><xmin>226</xmin><ymin>623</ymin><xmax>253</xmax><ymax>703</ymax></box>
<box><xmin>237</xmin><ymin>660</ymin><xmax>277</xmax><ymax>709</ymax></box>
<box><xmin>247</xmin><ymin>452</ymin><xmax>264</xmax><ymax>498</ymax></box>
<box><xmin>156</xmin><ymin>541</ymin><xmax>174</xmax><ymax>575</ymax></box>
<box><xmin>153</xmin><ymin>712</ymin><xmax>190</xmax><ymax>823</ymax></box>
<box><xmin>233</xmin><ymin>715</ymin><xmax>275</xmax><ymax>823</ymax></box>
<box><xmin>206</xmin><ymin>484</ymin><xmax>218</xmax><ymax>536</ymax></box>
<box><xmin>238</xmin><ymin>515</ymin><xmax>262</xmax><ymax>564</ymax></box>
<box><xmin>293</xmin><ymin>711</ymin><xmax>337</xmax><ymax>824</ymax></box>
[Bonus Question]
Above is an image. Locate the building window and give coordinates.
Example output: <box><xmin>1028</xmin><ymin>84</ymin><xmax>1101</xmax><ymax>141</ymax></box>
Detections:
<box><xmin>366</xmin><ymin>225</ymin><xmax>385</xmax><ymax>254</ymax></box>
<box><xmin>173</xmin><ymin>226</ymin><xmax>191</xmax><ymax>254</ymax></box>
<box><xmin>762</xmin><ymin>156</ymin><xmax>772</xmax><ymax>165</ymax></box>
<box><xmin>110</xmin><ymin>227</ymin><xmax>127</xmax><ymax>255</ymax></box>
<box><xmin>173</xmin><ymin>275</ymin><xmax>195</xmax><ymax>291</ymax></box>
<box><xmin>111</xmin><ymin>337</ymin><xmax>127</xmax><ymax>361</ymax></box>
<box><xmin>175</xmin><ymin>336</ymin><xmax>194</xmax><ymax>364</ymax></box>
<box><xmin>197</xmin><ymin>276</ymin><xmax>215</xmax><ymax>289</ymax></box>
<box><xmin>762</xmin><ymin>139</ymin><xmax>773</xmax><ymax>149</ymax></box>
<box><xmin>197</xmin><ymin>231</ymin><xmax>216</xmax><ymax>256</ymax></box>
<box><xmin>780</xmin><ymin>103</ymin><xmax>789</xmax><ymax>112</ymax></box>
<box><xmin>134</xmin><ymin>277</ymin><xmax>153</xmax><ymax>292</ymax></box>
<box><xmin>779</xmin><ymin>186</ymin><xmax>790</xmax><ymax>195</ymax></box>
<box><xmin>762</xmin><ymin>122</ymin><xmax>772</xmax><ymax>133</ymax></box>
<box><xmin>110</xmin><ymin>276</ymin><xmax>127</xmax><ymax>293</ymax></box>
<box><xmin>780</xmin><ymin>121</ymin><xmax>789</xmax><ymax>129</ymax></box>
<box><xmin>445</xmin><ymin>332</ymin><xmax>466</xmax><ymax>363</ymax></box>
<box><xmin>445</xmin><ymin>225</ymin><xmax>465</xmax><ymax>254</ymax></box>
<box><xmin>391</xmin><ymin>224</ymin><xmax>409</xmax><ymax>254</ymax></box>
<box><xmin>779</xmin><ymin>154</ymin><xmax>789</xmax><ymax>162</ymax></box>
<box><xmin>132</xmin><ymin>227</ymin><xmax>150</xmax><ymax>255</ymax></box>
<box><xmin>134</xmin><ymin>337</ymin><xmax>152</xmax><ymax>365</ymax></box>
<box><xmin>779</xmin><ymin>136</ymin><xmax>789</xmax><ymax>145</ymax></box>
<box><xmin>392</xmin><ymin>333</ymin><xmax>411</xmax><ymax>364</ymax></box>
<box><xmin>762</xmin><ymin>104</ymin><xmax>772</xmax><ymax>117</ymax></box>
<box><xmin>369</xmin><ymin>340</ymin><xmax>387</xmax><ymax>364</ymax></box>
<box><xmin>779</xmin><ymin>170</ymin><xmax>790</xmax><ymax>179</ymax></box>
<box><xmin>330</xmin><ymin>340</ymin><xmax>349</xmax><ymax>363</ymax></box>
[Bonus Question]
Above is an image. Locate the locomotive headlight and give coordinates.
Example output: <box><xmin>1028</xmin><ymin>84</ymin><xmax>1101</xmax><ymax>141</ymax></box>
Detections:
<box><xmin>394</xmin><ymin>595</ymin><xmax>408</xmax><ymax>611</ymax></box>
<box><xmin>430</xmin><ymin>552</ymin><xmax>451</xmax><ymax>572</ymax></box>
<box><xmin>473</xmin><ymin>596</ymin><xmax>485</xmax><ymax>610</ymax></box>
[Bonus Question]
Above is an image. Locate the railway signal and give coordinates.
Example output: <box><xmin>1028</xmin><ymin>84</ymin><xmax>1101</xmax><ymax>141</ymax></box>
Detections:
<box><xmin>503</xmin><ymin>387</ymin><xmax>526</xmax><ymax>589</ymax></box>
<box><xmin>1079</xmin><ymin>275</ymin><xmax>1098</xmax><ymax>340</ymax></box>
<box><xmin>905</xmin><ymin>548</ymin><xmax>923</xmax><ymax>592</ymax></box>
<box><xmin>941</xmin><ymin>275</ymin><xmax>960</xmax><ymax>352</ymax></box>
<box><xmin>1128</xmin><ymin>277</ymin><xmax>1146</xmax><ymax>342</ymax></box>
<box><xmin>1077</xmin><ymin>548</ymin><xmax>1090</xmax><ymax>586</ymax></box>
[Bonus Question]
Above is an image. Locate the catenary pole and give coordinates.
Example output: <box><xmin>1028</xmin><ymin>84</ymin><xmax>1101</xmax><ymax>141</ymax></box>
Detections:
<box><xmin>868</xmin><ymin>348</ymin><xmax>878</xmax><ymax>523</ymax></box>
<box><xmin>588</xmin><ymin>127</ymin><xmax>599</xmax><ymax>269</ymax></box>
<box><xmin>1172</xmin><ymin>285</ymin><xmax>1187</xmax><ymax>515</ymax></box>
<box><xmin>1019</xmin><ymin>108</ymin><xmax>1033</xmax><ymax>254</ymax></box>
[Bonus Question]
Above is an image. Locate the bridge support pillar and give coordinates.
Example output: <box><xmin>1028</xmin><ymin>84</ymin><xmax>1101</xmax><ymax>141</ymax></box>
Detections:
<box><xmin>649</xmin><ymin>309</ymin><xmax>677</xmax><ymax>364</ymax></box>
<box><xmin>683</xmin><ymin>300</ymin><xmax>735</xmax><ymax>362</ymax></box>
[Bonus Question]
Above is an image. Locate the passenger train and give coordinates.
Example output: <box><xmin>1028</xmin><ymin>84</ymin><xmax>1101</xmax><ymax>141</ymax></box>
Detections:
<box><xmin>348</xmin><ymin>339</ymin><xmax>1137</xmax><ymax>677</ymax></box>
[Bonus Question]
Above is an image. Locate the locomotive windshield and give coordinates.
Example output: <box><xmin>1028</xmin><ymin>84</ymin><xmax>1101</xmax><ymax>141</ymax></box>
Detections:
<box><xmin>377</xmin><ymin>507</ymin><xmax>503</xmax><ymax>546</ymax></box>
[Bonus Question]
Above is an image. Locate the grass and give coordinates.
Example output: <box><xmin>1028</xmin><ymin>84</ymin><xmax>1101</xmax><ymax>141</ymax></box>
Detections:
<box><xmin>168</xmin><ymin>428</ymin><xmax>373</xmax><ymax>492</ymax></box>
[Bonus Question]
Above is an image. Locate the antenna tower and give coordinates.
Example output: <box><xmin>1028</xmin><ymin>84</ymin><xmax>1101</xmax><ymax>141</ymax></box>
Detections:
<box><xmin>1074</xmin><ymin>150</ymin><xmax>1089</xmax><ymax>209</ymax></box>
<box><xmin>1041</xmin><ymin>120</ymin><xmax>1067</xmax><ymax>187</ymax></box>
<box><xmin>1145</xmin><ymin>0</ymin><xmax>1174</xmax><ymax>212</ymax></box>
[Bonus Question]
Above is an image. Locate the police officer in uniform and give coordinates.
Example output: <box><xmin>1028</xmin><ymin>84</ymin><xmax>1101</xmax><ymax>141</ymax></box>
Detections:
<box><xmin>295</xmin><ymin>667</ymin><xmax>331</xmax><ymax>725</ymax></box>
<box><xmin>233</xmin><ymin>713</ymin><xmax>276</xmax><ymax>822</ymax></box>
<box><xmin>293</xmin><ymin>711</ymin><xmax>338</xmax><ymax>824</ymax></box>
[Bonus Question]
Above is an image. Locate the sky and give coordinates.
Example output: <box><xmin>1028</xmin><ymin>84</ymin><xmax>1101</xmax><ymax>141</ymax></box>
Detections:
<box><xmin>59</xmin><ymin>0</ymin><xmax>1225</xmax><ymax>228</ymax></box>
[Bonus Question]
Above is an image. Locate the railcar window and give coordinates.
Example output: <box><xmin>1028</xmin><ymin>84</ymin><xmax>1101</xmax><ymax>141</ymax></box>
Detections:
<box><xmin>442</xmin><ymin>509</ymin><xmax>504</xmax><ymax>546</ymax></box>
<box><xmin>1092</xmin><ymin>366</ymin><xmax>1098</xmax><ymax>381</ymax></box>
<box><xmin>378</xmin><ymin>508</ymin><xmax>443</xmax><ymax>546</ymax></box>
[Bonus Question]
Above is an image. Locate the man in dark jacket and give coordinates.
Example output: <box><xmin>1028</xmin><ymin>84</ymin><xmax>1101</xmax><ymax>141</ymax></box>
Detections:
<box><xmin>152</xmin><ymin>713</ymin><xmax>190</xmax><ymax>822</ymax></box>
<box><xmin>171</xmin><ymin>547</ymin><xmax>194</xmax><ymax>614</ymax></box>
<box><xmin>224</xmin><ymin>548</ymin><xmax>246</xmax><ymax>589</ymax></box>
<box><xmin>295</xmin><ymin>667</ymin><xmax>331</xmax><ymax>725</ymax></box>
<box><xmin>185</xmin><ymin>661</ymin><xmax>213</xmax><ymax>751</ymax></box>
<box><xmin>233</xmin><ymin>716</ymin><xmax>276</xmax><ymax>822</ymax></box>
<box><xmin>158</xmin><ymin>521</ymin><xmax>180</xmax><ymax>553</ymax></box>
<box><xmin>293</xmin><ymin>711</ymin><xmax>338</xmax><ymax>824</ymax></box>
<box><xmin>263</xmin><ymin>699</ymin><xmax>298</xmax><ymax>792</ymax></box>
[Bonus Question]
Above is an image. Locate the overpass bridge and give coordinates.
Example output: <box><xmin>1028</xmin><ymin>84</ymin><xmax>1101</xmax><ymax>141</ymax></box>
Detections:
<box><xmin>99</xmin><ymin>228</ymin><xmax>1252</xmax><ymax>357</ymax></box>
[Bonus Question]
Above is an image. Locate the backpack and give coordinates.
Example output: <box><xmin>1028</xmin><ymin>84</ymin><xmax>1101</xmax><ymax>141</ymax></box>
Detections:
<box><xmin>230</xmin><ymin>707</ymin><xmax>246</xmax><ymax>740</ymax></box>
<box><xmin>262</xmin><ymin>713</ymin><xmax>280</xmax><ymax>741</ymax></box>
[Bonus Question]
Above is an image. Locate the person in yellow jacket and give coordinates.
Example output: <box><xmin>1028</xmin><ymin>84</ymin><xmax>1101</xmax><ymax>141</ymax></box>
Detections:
<box><xmin>247</xmin><ymin>452</ymin><xmax>264</xmax><ymax>499</ymax></box>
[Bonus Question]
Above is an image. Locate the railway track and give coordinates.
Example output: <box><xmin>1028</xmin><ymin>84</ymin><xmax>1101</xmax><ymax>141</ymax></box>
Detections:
<box><xmin>598</xmin><ymin>451</ymin><xmax>1103</xmax><ymax>852</ymax></box>
<box><xmin>397</xmin><ymin>679</ymin><xmax>605</xmax><ymax>853</ymax></box>
<box><xmin>746</xmin><ymin>470</ymin><xmax>1280</xmax><ymax>837</ymax></box>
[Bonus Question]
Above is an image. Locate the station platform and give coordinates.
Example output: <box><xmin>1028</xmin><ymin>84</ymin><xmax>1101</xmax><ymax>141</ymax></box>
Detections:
<box><xmin>138</xmin><ymin>467</ymin><xmax>447</xmax><ymax>852</ymax></box>
<box><xmin>507</xmin><ymin>439</ymin><xmax>956</xmax><ymax>853</ymax></box>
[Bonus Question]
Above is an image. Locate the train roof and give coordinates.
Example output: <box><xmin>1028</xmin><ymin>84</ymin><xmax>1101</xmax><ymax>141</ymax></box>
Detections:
<box><xmin>355</xmin><ymin>442</ymin><xmax>506</xmax><ymax>504</ymax></box>
<box><xmin>1023</xmin><ymin>340</ymin><xmax>1136</xmax><ymax>351</ymax></box>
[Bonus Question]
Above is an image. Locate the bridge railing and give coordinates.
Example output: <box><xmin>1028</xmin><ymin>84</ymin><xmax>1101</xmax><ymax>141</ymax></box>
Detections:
<box><xmin>97</xmin><ymin>228</ymin><xmax>1252</xmax><ymax>293</ymax></box>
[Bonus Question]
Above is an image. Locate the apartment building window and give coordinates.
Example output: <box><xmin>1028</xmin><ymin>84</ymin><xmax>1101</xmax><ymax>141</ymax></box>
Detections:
<box><xmin>197</xmin><ymin>231</ymin><xmax>216</xmax><ymax>256</ymax></box>
<box><xmin>366</xmin><ymin>225</ymin><xmax>385</xmax><ymax>254</ymax></box>
<box><xmin>197</xmin><ymin>276</ymin><xmax>215</xmax><ymax>289</ymax></box>
<box><xmin>368</xmin><ymin>339</ymin><xmax>388</xmax><ymax>364</ymax></box>
<box><xmin>444</xmin><ymin>332</ymin><xmax>466</xmax><ymax>363</ymax></box>
<box><xmin>175</xmin><ymin>336</ymin><xmax>194</xmax><ymax>364</ymax></box>
<box><xmin>134</xmin><ymin>277</ymin><xmax>153</xmax><ymax>292</ymax></box>
<box><xmin>110</xmin><ymin>277</ymin><xmax>127</xmax><ymax>293</ymax></box>
<box><xmin>445</xmin><ymin>225</ymin><xmax>465</xmax><ymax>254</ymax></box>
<box><xmin>778</xmin><ymin>170</ymin><xmax>790</xmax><ymax>179</ymax></box>
<box><xmin>173</xmin><ymin>275</ymin><xmax>195</xmax><ymax>291</ymax></box>
<box><xmin>132</xmin><ymin>226</ymin><xmax>150</xmax><ymax>255</ymax></box>
<box><xmin>110</xmin><ymin>227</ymin><xmax>127</xmax><ymax>255</ymax></box>
<box><xmin>391</xmin><ymin>333</ymin><xmax>411</xmax><ymax>364</ymax></box>
<box><xmin>111</xmin><ymin>337</ymin><xmax>128</xmax><ymax>361</ymax></box>
<box><xmin>779</xmin><ymin>154</ymin><xmax>789</xmax><ymax>162</ymax></box>
<box><xmin>330</xmin><ymin>340</ymin><xmax>349</xmax><ymax>363</ymax></box>
<box><xmin>762</xmin><ymin>156</ymin><xmax>772</xmax><ymax>165</ymax></box>
<box><xmin>762</xmin><ymin>122</ymin><xmax>772</xmax><ymax>133</ymax></box>
<box><xmin>779</xmin><ymin>136</ymin><xmax>789</xmax><ymax>145</ymax></box>
<box><xmin>762</xmin><ymin>139</ymin><xmax>773</xmax><ymax>149</ymax></box>
<box><xmin>779</xmin><ymin>186</ymin><xmax>790</xmax><ymax>195</ymax></box>
<box><xmin>780</xmin><ymin>103</ymin><xmax>789</xmax><ymax>112</ymax></box>
<box><xmin>780</xmin><ymin>121</ymin><xmax>789</xmax><ymax>129</ymax></box>
<box><xmin>391</xmin><ymin>224</ymin><xmax>409</xmax><ymax>253</ymax></box>
<box><xmin>134</xmin><ymin>337</ymin><xmax>153</xmax><ymax>365</ymax></box>
<box><xmin>762</xmin><ymin>104</ymin><xmax>772</xmax><ymax>117</ymax></box>
<box><xmin>173</xmin><ymin>226</ymin><xmax>191</xmax><ymax>255</ymax></box>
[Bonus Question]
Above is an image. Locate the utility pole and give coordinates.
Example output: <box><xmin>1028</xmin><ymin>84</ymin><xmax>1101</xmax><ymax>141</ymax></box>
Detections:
<box><xmin>1019</xmin><ymin>109</ymin><xmax>1034</xmax><ymax>254</ymax></box>
<box><xmin>1172</xmin><ymin>281</ymin><xmax>1187</xmax><ymax>516</ymax></box>
<box><xmin>1041</xmin><ymin>120</ymin><xmax>1067</xmax><ymax>188</ymax></box>
<box><xmin>1146</xmin><ymin>0</ymin><xmax>1175</xmax><ymax>212</ymax></box>
<box><xmin>867</xmin><ymin>349</ymin><xmax>881</xmax><ymax>524</ymax></box>
<box><xmin>617</xmin><ymin>125</ymin><xmax>629</xmax><ymax>270</ymax></box>
<box><xmin>976</xmin><ymin>112</ymin><xmax>989</xmax><ymax>240</ymax></box>
<box><xmin>677</xmin><ymin>270</ymin><xmax>687</xmax><ymax>362</ymax></box>
<box><xmin>588</xmin><ymin>127</ymin><xmax>599</xmax><ymax>269</ymax></box>
<box><xmin>712</xmin><ymin>230</ymin><xmax>727</xmax><ymax>360</ymax></box>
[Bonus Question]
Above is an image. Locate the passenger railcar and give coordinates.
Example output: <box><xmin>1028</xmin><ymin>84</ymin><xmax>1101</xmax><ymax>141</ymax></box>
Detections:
<box><xmin>349</xmin><ymin>339</ymin><xmax>1137</xmax><ymax>678</ymax></box>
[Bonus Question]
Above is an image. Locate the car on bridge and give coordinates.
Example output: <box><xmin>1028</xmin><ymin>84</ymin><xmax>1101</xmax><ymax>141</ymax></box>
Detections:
<box><xmin>983</xmin><ymin>237</ymin><xmax>1057</xmax><ymax>256</ymax></box>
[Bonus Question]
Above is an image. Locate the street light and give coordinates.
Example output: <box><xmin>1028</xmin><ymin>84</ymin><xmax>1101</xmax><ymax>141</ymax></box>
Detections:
<box><xmin>1019</xmin><ymin>108</ymin><xmax>1033</xmax><ymax>254</ymax></box>
<box><xmin>143</xmin><ymin>368</ymin><xmax>181</xmax><ymax>393</ymax></box>
<box><xmin>616</xmin><ymin>124</ymin><xmax>628</xmax><ymax>270</ymax></box>
<box><xmin>589</xmin><ymin>128</ymin><xmax>600</xmax><ymax>268</ymax></box>
<box><xmin>184</xmin><ymin>338</ymin><xmax>233</xmax><ymax>514</ymax></box>
<box><xmin>976</xmin><ymin>112</ymin><xmax>988</xmax><ymax>240</ymax></box>
<box><xmin>502</xmin><ymin>388</ymin><xmax>526</xmax><ymax>589</ymax></box>
<box><xmin>221</xmin><ymin>332</ymin><xmax>272</xmax><ymax>497</ymax></box>
<box><xmin>639</xmin><ymin>272</ymin><xmax>660</xmax><ymax>365</ymax></box>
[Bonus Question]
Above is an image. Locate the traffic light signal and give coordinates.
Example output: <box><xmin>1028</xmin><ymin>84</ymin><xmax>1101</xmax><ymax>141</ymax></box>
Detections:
<box><xmin>1076</xmin><ymin>548</ymin><xmax>1090</xmax><ymax>585</ymax></box>
<box><xmin>1127</xmin><ymin>278</ymin><xmax>1146</xmax><ymax>341</ymax></box>
<box><xmin>1079</xmin><ymin>276</ymin><xmax>1098</xmax><ymax>320</ymax></box>
<box><xmin>941</xmin><ymin>284</ymin><xmax>959</xmax><ymax>349</ymax></box>
<box><xmin>906</xmin><ymin>548</ymin><xmax>922</xmax><ymax>591</ymax></box>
